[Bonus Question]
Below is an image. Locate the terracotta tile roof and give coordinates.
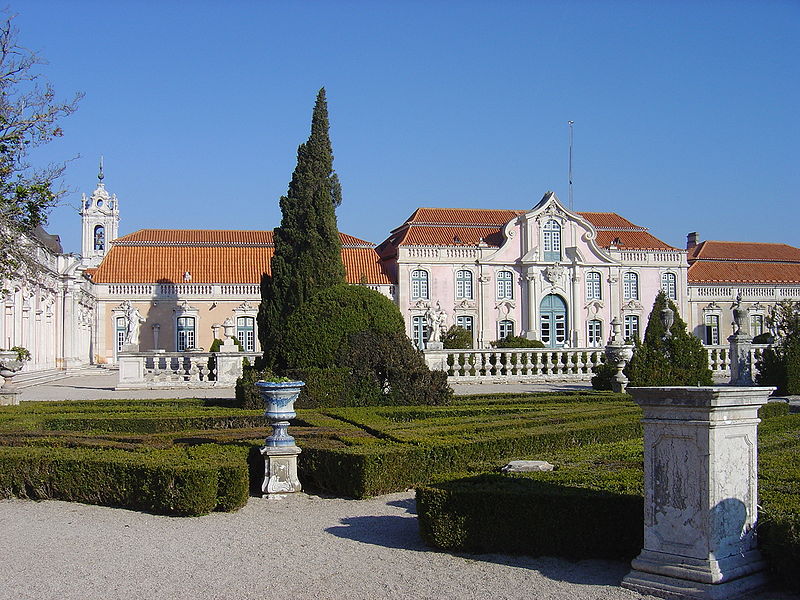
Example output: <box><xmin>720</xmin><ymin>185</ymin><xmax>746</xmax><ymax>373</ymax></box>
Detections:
<box><xmin>689</xmin><ymin>261</ymin><xmax>800</xmax><ymax>284</ymax></box>
<box><xmin>689</xmin><ymin>240</ymin><xmax>800</xmax><ymax>263</ymax></box>
<box><xmin>113</xmin><ymin>229</ymin><xmax>374</xmax><ymax>248</ymax></box>
<box><xmin>595</xmin><ymin>230</ymin><xmax>678</xmax><ymax>251</ymax></box>
<box><xmin>403</xmin><ymin>208</ymin><xmax>524</xmax><ymax>226</ymax></box>
<box><xmin>92</xmin><ymin>230</ymin><xmax>390</xmax><ymax>285</ymax></box>
<box><xmin>382</xmin><ymin>208</ymin><xmax>676</xmax><ymax>250</ymax></box>
<box><xmin>577</xmin><ymin>212</ymin><xmax>642</xmax><ymax>230</ymax></box>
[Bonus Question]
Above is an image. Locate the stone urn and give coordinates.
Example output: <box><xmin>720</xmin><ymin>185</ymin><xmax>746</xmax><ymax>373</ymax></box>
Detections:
<box><xmin>0</xmin><ymin>350</ymin><xmax>26</xmax><ymax>389</ymax></box>
<box><xmin>255</xmin><ymin>380</ymin><xmax>305</xmax><ymax>496</ymax></box>
<box><xmin>255</xmin><ymin>380</ymin><xmax>305</xmax><ymax>447</ymax></box>
<box><xmin>605</xmin><ymin>318</ymin><xmax>635</xmax><ymax>393</ymax></box>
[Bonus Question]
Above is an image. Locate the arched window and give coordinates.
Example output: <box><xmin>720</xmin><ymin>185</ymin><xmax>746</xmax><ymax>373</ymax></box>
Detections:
<box><xmin>498</xmin><ymin>320</ymin><xmax>514</xmax><ymax>340</ymax></box>
<box><xmin>705</xmin><ymin>314</ymin><xmax>720</xmax><ymax>345</ymax></box>
<box><xmin>455</xmin><ymin>270</ymin><xmax>473</xmax><ymax>300</ymax></box>
<box><xmin>543</xmin><ymin>219</ymin><xmax>561</xmax><ymax>261</ymax></box>
<box><xmin>496</xmin><ymin>270</ymin><xmax>514</xmax><ymax>300</ymax></box>
<box><xmin>236</xmin><ymin>316</ymin><xmax>255</xmax><ymax>352</ymax></box>
<box><xmin>586</xmin><ymin>272</ymin><xmax>602</xmax><ymax>300</ymax></box>
<box><xmin>456</xmin><ymin>315</ymin><xmax>473</xmax><ymax>332</ymax></box>
<box><xmin>587</xmin><ymin>319</ymin><xmax>603</xmax><ymax>347</ymax></box>
<box><xmin>176</xmin><ymin>316</ymin><xmax>196</xmax><ymax>351</ymax></box>
<box><xmin>661</xmin><ymin>272</ymin><xmax>677</xmax><ymax>300</ymax></box>
<box><xmin>411</xmin><ymin>270</ymin><xmax>429</xmax><ymax>300</ymax></box>
<box><xmin>94</xmin><ymin>225</ymin><xmax>105</xmax><ymax>251</ymax></box>
<box><xmin>624</xmin><ymin>315</ymin><xmax>640</xmax><ymax>342</ymax></box>
<box><xmin>623</xmin><ymin>272</ymin><xmax>639</xmax><ymax>300</ymax></box>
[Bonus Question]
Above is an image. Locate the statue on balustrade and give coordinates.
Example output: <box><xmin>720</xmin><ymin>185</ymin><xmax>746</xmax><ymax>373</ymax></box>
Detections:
<box><xmin>123</xmin><ymin>301</ymin><xmax>146</xmax><ymax>347</ymax></box>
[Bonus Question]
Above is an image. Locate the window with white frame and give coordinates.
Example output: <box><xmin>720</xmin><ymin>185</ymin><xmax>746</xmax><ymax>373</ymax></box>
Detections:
<box><xmin>412</xmin><ymin>315</ymin><xmax>428</xmax><ymax>350</ymax></box>
<box><xmin>236</xmin><ymin>316</ymin><xmax>255</xmax><ymax>352</ymax></box>
<box><xmin>176</xmin><ymin>316</ymin><xmax>196</xmax><ymax>351</ymax></box>
<box><xmin>498</xmin><ymin>319</ymin><xmax>514</xmax><ymax>340</ymax></box>
<box><xmin>624</xmin><ymin>315</ymin><xmax>640</xmax><ymax>342</ymax></box>
<box><xmin>496</xmin><ymin>270</ymin><xmax>514</xmax><ymax>300</ymax></box>
<box><xmin>587</xmin><ymin>319</ymin><xmax>603</xmax><ymax>347</ymax></box>
<box><xmin>586</xmin><ymin>272</ymin><xmax>602</xmax><ymax>300</ymax></box>
<box><xmin>623</xmin><ymin>272</ymin><xmax>639</xmax><ymax>300</ymax></box>
<box><xmin>751</xmin><ymin>314</ymin><xmax>764</xmax><ymax>337</ymax></box>
<box><xmin>455</xmin><ymin>270</ymin><xmax>473</xmax><ymax>300</ymax></box>
<box><xmin>456</xmin><ymin>315</ymin><xmax>473</xmax><ymax>332</ymax></box>
<box><xmin>116</xmin><ymin>317</ymin><xmax>126</xmax><ymax>352</ymax></box>
<box><xmin>411</xmin><ymin>269</ymin><xmax>429</xmax><ymax>300</ymax></box>
<box><xmin>543</xmin><ymin>219</ymin><xmax>561</xmax><ymax>262</ymax></box>
<box><xmin>705</xmin><ymin>314</ymin><xmax>720</xmax><ymax>345</ymax></box>
<box><xmin>661</xmin><ymin>272</ymin><xmax>677</xmax><ymax>300</ymax></box>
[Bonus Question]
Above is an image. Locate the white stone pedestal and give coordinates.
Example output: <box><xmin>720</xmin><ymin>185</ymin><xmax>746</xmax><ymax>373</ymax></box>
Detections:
<box><xmin>622</xmin><ymin>387</ymin><xmax>774</xmax><ymax>600</ymax></box>
<box><xmin>0</xmin><ymin>388</ymin><xmax>20</xmax><ymax>406</ymax></box>
<box><xmin>260</xmin><ymin>445</ymin><xmax>302</xmax><ymax>497</ymax></box>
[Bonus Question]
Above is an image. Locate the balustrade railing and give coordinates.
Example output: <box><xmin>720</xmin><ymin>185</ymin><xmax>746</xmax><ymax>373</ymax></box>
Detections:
<box><xmin>425</xmin><ymin>347</ymin><xmax>606</xmax><ymax>382</ymax></box>
<box><xmin>117</xmin><ymin>351</ymin><xmax>261</xmax><ymax>389</ymax></box>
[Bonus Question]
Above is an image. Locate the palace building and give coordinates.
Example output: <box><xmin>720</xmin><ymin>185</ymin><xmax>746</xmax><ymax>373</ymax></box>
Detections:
<box><xmin>4</xmin><ymin>173</ymin><xmax>800</xmax><ymax>373</ymax></box>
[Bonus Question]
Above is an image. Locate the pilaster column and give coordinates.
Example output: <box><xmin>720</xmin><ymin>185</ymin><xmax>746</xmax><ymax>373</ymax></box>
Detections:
<box><xmin>525</xmin><ymin>268</ymin><xmax>537</xmax><ymax>340</ymax></box>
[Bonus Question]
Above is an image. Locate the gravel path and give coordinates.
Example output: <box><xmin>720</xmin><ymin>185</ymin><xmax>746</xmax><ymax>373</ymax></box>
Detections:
<box><xmin>1</xmin><ymin>491</ymin><xmax>796</xmax><ymax>600</ymax></box>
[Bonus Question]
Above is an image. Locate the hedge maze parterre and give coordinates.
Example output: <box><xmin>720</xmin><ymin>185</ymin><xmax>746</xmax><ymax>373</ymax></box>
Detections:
<box><xmin>0</xmin><ymin>391</ymin><xmax>797</xmax><ymax>589</ymax></box>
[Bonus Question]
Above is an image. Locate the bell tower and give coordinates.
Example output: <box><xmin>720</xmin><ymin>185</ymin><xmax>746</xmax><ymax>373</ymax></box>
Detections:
<box><xmin>80</xmin><ymin>158</ymin><xmax>120</xmax><ymax>267</ymax></box>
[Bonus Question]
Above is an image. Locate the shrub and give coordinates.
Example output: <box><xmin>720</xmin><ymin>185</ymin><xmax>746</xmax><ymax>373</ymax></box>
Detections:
<box><xmin>442</xmin><ymin>325</ymin><xmax>473</xmax><ymax>349</ymax></box>
<box><xmin>593</xmin><ymin>291</ymin><xmax>712</xmax><ymax>389</ymax></box>
<box><xmin>491</xmin><ymin>336</ymin><xmax>545</xmax><ymax>349</ymax></box>
<box><xmin>756</xmin><ymin>301</ymin><xmax>800</xmax><ymax>395</ymax></box>
<box><xmin>278</xmin><ymin>284</ymin><xmax>404</xmax><ymax>371</ymax></box>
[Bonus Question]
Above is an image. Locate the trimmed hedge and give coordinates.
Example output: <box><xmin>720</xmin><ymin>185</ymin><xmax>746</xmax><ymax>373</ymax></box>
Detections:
<box><xmin>415</xmin><ymin>408</ymin><xmax>800</xmax><ymax>590</ymax></box>
<box><xmin>0</xmin><ymin>444</ymin><xmax>249</xmax><ymax>516</ymax></box>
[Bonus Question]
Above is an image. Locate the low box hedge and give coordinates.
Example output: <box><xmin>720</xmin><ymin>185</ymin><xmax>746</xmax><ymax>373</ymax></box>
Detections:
<box><xmin>0</xmin><ymin>444</ymin><xmax>249</xmax><ymax>516</ymax></box>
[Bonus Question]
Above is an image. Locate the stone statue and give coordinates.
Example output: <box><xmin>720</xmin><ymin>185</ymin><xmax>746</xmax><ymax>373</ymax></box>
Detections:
<box><xmin>123</xmin><ymin>301</ymin><xmax>146</xmax><ymax>346</ymax></box>
<box><xmin>427</xmin><ymin>302</ymin><xmax>447</xmax><ymax>343</ymax></box>
<box><xmin>731</xmin><ymin>294</ymin><xmax>750</xmax><ymax>337</ymax></box>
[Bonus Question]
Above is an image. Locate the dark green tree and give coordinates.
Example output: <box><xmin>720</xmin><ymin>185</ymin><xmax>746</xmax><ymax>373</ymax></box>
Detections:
<box><xmin>756</xmin><ymin>300</ymin><xmax>800</xmax><ymax>394</ymax></box>
<box><xmin>0</xmin><ymin>16</ymin><xmax>81</xmax><ymax>282</ymax></box>
<box><xmin>258</xmin><ymin>88</ymin><xmax>346</xmax><ymax>364</ymax></box>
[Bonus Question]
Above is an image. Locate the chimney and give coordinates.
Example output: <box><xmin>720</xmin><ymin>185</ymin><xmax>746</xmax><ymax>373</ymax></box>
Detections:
<box><xmin>687</xmin><ymin>232</ymin><xmax>699</xmax><ymax>250</ymax></box>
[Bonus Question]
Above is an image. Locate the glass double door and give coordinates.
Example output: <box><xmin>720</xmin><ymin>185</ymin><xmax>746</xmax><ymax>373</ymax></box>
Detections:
<box><xmin>540</xmin><ymin>294</ymin><xmax>567</xmax><ymax>348</ymax></box>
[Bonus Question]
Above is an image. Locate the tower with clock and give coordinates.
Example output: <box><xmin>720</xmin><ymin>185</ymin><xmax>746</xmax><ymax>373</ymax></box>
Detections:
<box><xmin>80</xmin><ymin>158</ymin><xmax>120</xmax><ymax>267</ymax></box>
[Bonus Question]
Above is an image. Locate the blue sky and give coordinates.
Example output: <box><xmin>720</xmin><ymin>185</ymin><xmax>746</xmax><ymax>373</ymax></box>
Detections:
<box><xmin>14</xmin><ymin>0</ymin><xmax>800</xmax><ymax>254</ymax></box>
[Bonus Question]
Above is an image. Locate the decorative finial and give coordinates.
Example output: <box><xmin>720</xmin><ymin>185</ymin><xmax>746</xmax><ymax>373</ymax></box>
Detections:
<box><xmin>98</xmin><ymin>156</ymin><xmax>104</xmax><ymax>182</ymax></box>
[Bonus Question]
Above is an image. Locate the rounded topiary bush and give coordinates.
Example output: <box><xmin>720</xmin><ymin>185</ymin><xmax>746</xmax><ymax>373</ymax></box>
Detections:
<box><xmin>443</xmin><ymin>325</ymin><xmax>473</xmax><ymax>349</ymax></box>
<box><xmin>491</xmin><ymin>335</ymin><xmax>546</xmax><ymax>349</ymax></box>
<box><xmin>277</xmin><ymin>284</ymin><xmax>405</xmax><ymax>370</ymax></box>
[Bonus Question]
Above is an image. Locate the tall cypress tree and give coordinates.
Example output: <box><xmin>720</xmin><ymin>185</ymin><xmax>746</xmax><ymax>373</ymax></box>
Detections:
<box><xmin>258</xmin><ymin>88</ymin><xmax>346</xmax><ymax>365</ymax></box>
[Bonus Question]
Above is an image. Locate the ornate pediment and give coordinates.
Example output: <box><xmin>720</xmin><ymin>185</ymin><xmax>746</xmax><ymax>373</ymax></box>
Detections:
<box><xmin>623</xmin><ymin>299</ymin><xmax>644</xmax><ymax>312</ymax></box>
<box><xmin>584</xmin><ymin>300</ymin><xmax>604</xmax><ymax>315</ymax></box>
<box><xmin>543</xmin><ymin>263</ymin><xmax>565</xmax><ymax>284</ymax></box>
<box><xmin>495</xmin><ymin>300</ymin><xmax>515</xmax><ymax>315</ymax></box>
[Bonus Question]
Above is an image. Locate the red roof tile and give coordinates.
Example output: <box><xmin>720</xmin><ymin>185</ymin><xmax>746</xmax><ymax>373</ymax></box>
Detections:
<box><xmin>92</xmin><ymin>230</ymin><xmax>390</xmax><ymax>284</ymax></box>
<box><xmin>595</xmin><ymin>231</ymin><xmax>678</xmax><ymax>251</ymax></box>
<box><xmin>577</xmin><ymin>212</ymin><xmax>644</xmax><ymax>230</ymax></box>
<box><xmin>690</xmin><ymin>240</ymin><xmax>800</xmax><ymax>263</ymax></box>
<box><xmin>689</xmin><ymin>261</ymin><xmax>800</xmax><ymax>284</ymax></box>
<box><xmin>403</xmin><ymin>208</ymin><xmax>523</xmax><ymax>226</ymax></box>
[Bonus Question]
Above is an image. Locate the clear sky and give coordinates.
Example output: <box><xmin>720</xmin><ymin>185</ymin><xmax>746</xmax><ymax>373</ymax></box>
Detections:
<box><xmin>13</xmin><ymin>0</ymin><xmax>800</xmax><ymax>255</ymax></box>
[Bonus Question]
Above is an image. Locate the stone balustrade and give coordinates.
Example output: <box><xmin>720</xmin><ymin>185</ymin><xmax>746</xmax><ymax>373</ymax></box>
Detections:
<box><xmin>704</xmin><ymin>344</ymin><xmax>768</xmax><ymax>378</ymax></box>
<box><xmin>116</xmin><ymin>350</ymin><xmax>260</xmax><ymax>389</ymax></box>
<box><xmin>424</xmin><ymin>347</ymin><xmax>606</xmax><ymax>382</ymax></box>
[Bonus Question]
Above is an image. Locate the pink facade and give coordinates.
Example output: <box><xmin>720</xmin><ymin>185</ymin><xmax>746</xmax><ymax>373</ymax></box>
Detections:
<box><xmin>379</xmin><ymin>192</ymin><xmax>688</xmax><ymax>349</ymax></box>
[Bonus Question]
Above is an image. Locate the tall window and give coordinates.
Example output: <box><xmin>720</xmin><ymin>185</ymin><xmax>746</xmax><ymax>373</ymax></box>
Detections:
<box><xmin>455</xmin><ymin>270</ymin><xmax>473</xmax><ymax>300</ymax></box>
<box><xmin>412</xmin><ymin>315</ymin><xmax>428</xmax><ymax>350</ymax></box>
<box><xmin>543</xmin><ymin>219</ymin><xmax>561</xmax><ymax>261</ymax></box>
<box><xmin>624</xmin><ymin>315</ymin><xmax>640</xmax><ymax>342</ymax></box>
<box><xmin>586</xmin><ymin>272</ymin><xmax>602</xmax><ymax>300</ymax></box>
<box><xmin>498</xmin><ymin>320</ymin><xmax>514</xmax><ymax>340</ymax></box>
<box><xmin>411</xmin><ymin>270</ymin><xmax>429</xmax><ymax>300</ymax></box>
<box><xmin>456</xmin><ymin>315</ymin><xmax>474</xmax><ymax>332</ymax></box>
<box><xmin>236</xmin><ymin>316</ymin><xmax>255</xmax><ymax>352</ymax></box>
<box><xmin>623</xmin><ymin>272</ymin><xmax>639</xmax><ymax>300</ymax></box>
<box><xmin>751</xmin><ymin>314</ymin><xmax>764</xmax><ymax>337</ymax></box>
<box><xmin>705</xmin><ymin>314</ymin><xmax>720</xmax><ymax>345</ymax></box>
<box><xmin>177</xmin><ymin>316</ymin><xmax>196</xmax><ymax>351</ymax></box>
<box><xmin>116</xmin><ymin>317</ymin><xmax>126</xmax><ymax>352</ymax></box>
<box><xmin>496</xmin><ymin>270</ymin><xmax>514</xmax><ymax>300</ymax></box>
<box><xmin>661</xmin><ymin>272</ymin><xmax>677</xmax><ymax>300</ymax></box>
<box><xmin>587</xmin><ymin>319</ymin><xmax>603</xmax><ymax>347</ymax></box>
